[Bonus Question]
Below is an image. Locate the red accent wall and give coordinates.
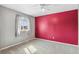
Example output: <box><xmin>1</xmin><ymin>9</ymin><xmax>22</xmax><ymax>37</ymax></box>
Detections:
<box><xmin>35</xmin><ymin>10</ymin><xmax>78</xmax><ymax>45</ymax></box>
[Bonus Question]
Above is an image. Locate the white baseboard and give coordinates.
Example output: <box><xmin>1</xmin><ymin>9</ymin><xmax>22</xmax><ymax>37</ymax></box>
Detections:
<box><xmin>0</xmin><ymin>38</ymin><xmax>78</xmax><ymax>51</ymax></box>
<box><xmin>0</xmin><ymin>38</ymin><xmax>35</xmax><ymax>51</ymax></box>
<box><xmin>35</xmin><ymin>38</ymin><xmax>78</xmax><ymax>47</ymax></box>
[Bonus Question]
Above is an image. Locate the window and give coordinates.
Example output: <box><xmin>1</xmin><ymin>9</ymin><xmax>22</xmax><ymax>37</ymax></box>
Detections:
<box><xmin>15</xmin><ymin>15</ymin><xmax>30</xmax><ymax>36</ymax></box>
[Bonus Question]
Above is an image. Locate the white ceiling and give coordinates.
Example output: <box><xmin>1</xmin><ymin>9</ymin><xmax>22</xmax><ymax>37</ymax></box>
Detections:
<box><xmin>1</xmin><ymin>4</ymin><xmax>78</xmax><ymax>17</ymax></box>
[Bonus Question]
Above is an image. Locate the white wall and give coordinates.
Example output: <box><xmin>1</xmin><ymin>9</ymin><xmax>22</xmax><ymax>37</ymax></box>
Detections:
<box><xmin>0</xmin><ymin>6</ymin><xmax>35</xmax><ymax>49</ymax></box>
